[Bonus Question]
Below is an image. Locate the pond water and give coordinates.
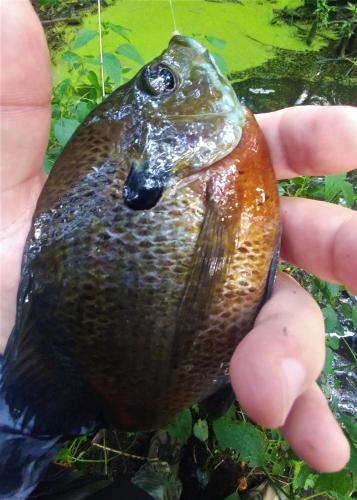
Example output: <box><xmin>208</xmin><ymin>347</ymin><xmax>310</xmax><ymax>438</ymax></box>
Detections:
<box><xmin>52</xmin><ymin>0</ymin><xmax>323</xmax><ymax>79</ymax></box>
<box><xmin>50</xmin><ymin>0</ymin><xmax>356</xmax><ymax>108</ymax></box>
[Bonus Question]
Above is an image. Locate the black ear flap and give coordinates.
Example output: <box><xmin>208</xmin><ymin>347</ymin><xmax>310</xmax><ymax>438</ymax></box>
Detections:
<box><xmin>123</xmin><ymin>162</ymin><xmax>168</xmax><ymax>210</ymax></box>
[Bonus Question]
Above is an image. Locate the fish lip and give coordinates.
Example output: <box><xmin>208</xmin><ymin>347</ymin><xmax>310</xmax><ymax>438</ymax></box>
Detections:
<box><xmin>169</xmin><ymin>35</ymin><xmax>207</xmax><ymax>54</ymax></box>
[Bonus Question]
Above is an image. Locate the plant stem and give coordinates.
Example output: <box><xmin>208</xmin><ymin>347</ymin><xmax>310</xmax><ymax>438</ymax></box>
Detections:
<box><xmin>93</xmin><ymin>442</ymin><xmax>161</xmax><ymax>462</ymax></box>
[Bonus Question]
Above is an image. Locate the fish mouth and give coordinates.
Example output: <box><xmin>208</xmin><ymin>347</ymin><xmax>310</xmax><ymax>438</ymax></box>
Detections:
<box><xmin>169</xmin><ymin>35</ymin><xmax>207</xmax><ymax>54</ymax></box>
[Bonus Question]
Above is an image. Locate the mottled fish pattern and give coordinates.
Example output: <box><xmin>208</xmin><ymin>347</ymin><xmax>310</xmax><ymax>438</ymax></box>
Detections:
<box><xmin>2</xmin><ymin>36</ymin><xmax>280</xmax><ymax>435</ymax></box>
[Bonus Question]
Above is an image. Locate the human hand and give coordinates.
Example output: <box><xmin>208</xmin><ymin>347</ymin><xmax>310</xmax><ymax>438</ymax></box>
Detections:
<box><xmin>0</xmin><ymin>0</ymin><xmax>50</xmax><ymax>351</ymax></box>
<box><xmin>1</xmin><ymin>0</ymin><xmax>356</xmax><ymax>474</ymax></box>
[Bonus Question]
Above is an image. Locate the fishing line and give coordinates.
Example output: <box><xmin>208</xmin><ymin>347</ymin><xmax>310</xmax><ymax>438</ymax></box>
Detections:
<box><xmin>97</xmin><ymin>0</ymin><xmax>105</xmax><ymax>98</ymax></box>
<box><xmin>169</xmin><ymin>0</ymin><xmax>180</xmax><ymax>36</ymax></box>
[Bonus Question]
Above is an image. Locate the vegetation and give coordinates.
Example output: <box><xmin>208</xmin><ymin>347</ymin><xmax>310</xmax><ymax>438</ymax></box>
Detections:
<box><xmin>274</xmin><ymin>0</ymin><xmax>357</xmax><ymax>58</ymax></box>
<box><xmin>35</xmin><ymin>2</ymin><xmax>357</xmax><ymax>498</ymax></box>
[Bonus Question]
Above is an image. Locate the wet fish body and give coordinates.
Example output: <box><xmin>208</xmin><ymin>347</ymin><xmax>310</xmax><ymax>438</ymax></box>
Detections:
<box><xmin>2</xmin><ymin>36</ymin><xmax>280</xmax><ymax>434</ymax></box>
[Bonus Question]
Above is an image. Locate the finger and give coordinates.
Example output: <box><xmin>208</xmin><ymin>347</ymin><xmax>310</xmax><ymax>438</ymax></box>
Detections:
<box><xmin>0</xmin><ymin>0</ymin><xmax>51</xmax><ymax>224</ymax></box>
<box><xmin>280</xmin><ymin>197</ymin><xmax>357</xmax><ymax>294</ymax></box>
<box><xmin>281</xmin><ymin>383</ymin><xmax>350</xmax><ymax>472</ymax></box>
<box><xmin>230</xmin><ymin>272</ymin><xmax>325</xmax><ymax>428</ymax></box>
<box><xmin>256</xmin><ymin>106</ymin><xmax>357</xmax><ymax>179</ymax></box>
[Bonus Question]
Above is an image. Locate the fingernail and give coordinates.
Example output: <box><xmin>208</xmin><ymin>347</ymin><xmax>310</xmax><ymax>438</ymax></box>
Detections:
<box><xmin>280</xmin><ymin>358</ymin><xmax>305</xmax><ymax>425</ymax></box>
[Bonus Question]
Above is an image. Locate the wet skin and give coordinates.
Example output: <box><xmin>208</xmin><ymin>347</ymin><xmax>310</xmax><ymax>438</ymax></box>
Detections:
<box><xmin>2</xmin><ymin>35</ymin><xmax>280</xmax><ymax>434</ymax></box>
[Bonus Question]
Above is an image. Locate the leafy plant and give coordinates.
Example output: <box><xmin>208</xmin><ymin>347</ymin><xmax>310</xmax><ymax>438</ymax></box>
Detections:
<box><xmin>165</xmin><ymin>402</ymin><xmax>357</xmax><ymax>498</ymax></box>
<box><xmin>55</xmin><ymin>435</ymin><xmax>92</xmax><ymax>465</ymax></box>
<box><xmin>44</xmin><ymin>22</ymin><xmax>144</xmax><ymax>172</ymax></box>
<box><xmin>166</xmin><ymin>409</ymin><xmax>192</xmax><ymax>444</ymax></box>
<box><xmin>274</xmin><ymin>0</ymin><xmax>357</xmax><ymax>59</ymax></box>
<box><xmin>279</xmin><ymin>173</ymin><xmax>356</xmax><ymax>208</ymax></box>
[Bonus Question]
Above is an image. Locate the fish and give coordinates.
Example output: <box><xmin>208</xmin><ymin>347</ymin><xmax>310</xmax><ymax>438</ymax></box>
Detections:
<box><xmin>1</xmin><ymin>36</ymin><xmax>280</xmax><ymax>443</ymax></box>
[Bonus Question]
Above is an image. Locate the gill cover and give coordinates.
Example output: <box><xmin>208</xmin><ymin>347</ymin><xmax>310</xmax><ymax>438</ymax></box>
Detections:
<box><xmin>123</xmin><ymin>35</ymin><xmax>245</xmax><ymax>209</ymax></box>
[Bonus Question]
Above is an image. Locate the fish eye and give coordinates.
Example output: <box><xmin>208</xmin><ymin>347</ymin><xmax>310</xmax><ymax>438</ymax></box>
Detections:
<box><xmin>140</xmin><ymin>64</ymin><xmax>177</xmax><ymax>96</ymax></box>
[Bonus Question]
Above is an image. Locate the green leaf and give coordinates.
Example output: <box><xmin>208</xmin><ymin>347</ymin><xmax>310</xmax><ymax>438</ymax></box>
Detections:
<box><xmin>341</xmin><ymin>180</ymin><xmax>355</xmax><ymax>207</ymax></box>
<box><xmin>323</xmin><ymin>347</ymin><xmax>334</xmax><ymax>375</ymax></box>
<box><xmin>272</xmin><ymin>462</ymin><xmax>284</xmax><ymax>475</ymax></box>
<box><xmin>292</xmin><ymin>462</ymin><xmax>316</xmax><ymax>490</ymax></box>
<box><xmin>315</xmin><ymin>470</ymin><xmax>352</xmax><ymax>496</ymax></box>
<box><xmin>72</xmin><ymin>30</ymin><xmax>98</xmax><ymax>50</ymax></box>
<box><xmin>54</xmin><ymin>118</ymin><xmax>80</xmax><ymax>147</ymax></box>
<box><xmin>55</xmin><ymin>446</ymin><xmax>72</xmax><ymax>462</ymax></box>
<box><xmin>346</xmin><ymin>441</ymin><xmax>357</xmax><ymax>475</ymax></box>
<box><xmin>341</xmin><ymin>415</ymin><xmax>357</xmax><ymax>443</ymax></box>
<box><xmin>166</xmin><ymin>409</ymin><xmax>192</xmax><ymax>444</ymax></box>
<box><xmin>103</xmin><ymin>52</ymin><xmax>122</xmax><ymax>83</ymax></box>
<box><xmin>206</xmin><ymin>35</ymin><xmax>226</xmax><ymax>50</ymax></box>
<box><xmin>193</xmin><ymin>419</ymin><xmax>209</xmax><ymax>442</ymax></box>
<box><xmin>224</xmin><ymin>492</ymin><xmax>240</xmax><ymax>500</ymax></box>
<box><xmin>324</xmin><ymin>282</ymin><xmax>341</xmax><ymax>299</ymax></box>
<box><xmin>322</xmin><ymin>305</ymin><xmax>338</xmax><ymax>333</ymax></box>
<box><xmin>82</xmin><ymin>55</ymin><xmax>100</xmax><ymax>65</ymax></box>
<box><xmin>223</xmin><ymin>403</ymin><xmax>236</xmax><ymax>419</ymax></box>
<box><xmin>324</xmin><ymin>173</ymin><xmax>346</xmax><ymax>201</ymax></box>
<box><xmin>62</xmin><ymin>51</ymin><xmax>81</xmax><ymax>64</ymax></box>
<box><xmin>108</xmin><ymin>23</ymin><xmax>131</xmax><ymax>42</ymax></box>
<box><xmin>116</xmin><ymin>44</ymin><xmax>145</xmax><ymax>65</ymax></box>
<box><xmin>334</xmin><ymin>321</ymin><xmax>344</xmax><ymax>336</ymax></box>
<box><xmin>327</xmin><ymin>334</ymin><xmax>339</xmax><ymax>351</ymax></box>
<box><xmin>270</xmin><ymin>429</ymin><xmax>283</xmax><ymax>441</ymax></box>
<box><xmin>43</xmin><ymin>155</ymin><xmax>54</xmax><ymax>174</ymax></box>
<box><xmin>340</xmin><ymin>303</ymin><xmax>352</xmax><ymax>319</ymax></box>
<box><xmin>74</xmin><ymin>101</ymin><xmax>91</xmax><ymax>121</ymax></box>
<box><xmin>278</xmin><ymin>183</ymin><xmax>287</xmax><ymax>196</ymax></box>
<box><xmin>54</xmin><ymin>78</ymin><xmax>72</xmax><ymax>99</ymax></box>
<box><xmin>352</xmin><ymin>306</ymin><xmax>357</xmax><ymax>329</ymax></box>
<box><xmin>211</xmin><ymin>52</ymin><xmax>229</xmax><ymax>75</ymax></box>
<box><xmin>213</xmin><ymin>418</ymin><xmax>266</xmax><ymax>467</ymax></box>
<box><xmin>86</xmin><ymin>70</ymin><xmax>101</xmax><ymax>89</ymax></box>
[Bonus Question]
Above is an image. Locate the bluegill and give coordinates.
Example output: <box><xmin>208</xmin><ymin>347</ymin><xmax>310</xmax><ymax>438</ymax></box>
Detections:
<box><xmin>2</xmin><ymin>36</ymin><xmax>280</xmax><ymax>437</ymax></box>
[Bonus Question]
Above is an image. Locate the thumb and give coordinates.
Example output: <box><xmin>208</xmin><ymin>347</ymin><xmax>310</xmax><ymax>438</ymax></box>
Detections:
<box><xmin>0</xmin><ymin>0</ymin><xmax>51</xmax><ymax>350</ymax></box>
<box><xmin>0</xmin><ymin>0</ymin><xmax>51</xmax><ymax>197</ymax></box>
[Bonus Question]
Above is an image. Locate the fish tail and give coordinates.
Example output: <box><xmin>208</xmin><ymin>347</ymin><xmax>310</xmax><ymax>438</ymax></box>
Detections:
<box><xmin>0</xmin><ymin>355</ymin><xmax>62</xmax><ymax>499</ymax></box>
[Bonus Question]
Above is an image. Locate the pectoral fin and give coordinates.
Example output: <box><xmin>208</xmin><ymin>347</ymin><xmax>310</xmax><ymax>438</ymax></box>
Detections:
<box><xmin>172</xmin><ymin>198</ymin><xmax>234</xmax><ymax>367</ymax></box>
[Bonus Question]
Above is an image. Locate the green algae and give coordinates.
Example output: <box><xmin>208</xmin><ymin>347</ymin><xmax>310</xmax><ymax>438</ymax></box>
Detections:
<box><xmin>232</xmin><ymin>45</ymin><xmax>357</xmax><ymax>84</ymax></box>
<box><xmin>53</xmin><ymin>0</ymin><xmax>327</xmax><ymax>82</ymax></box>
